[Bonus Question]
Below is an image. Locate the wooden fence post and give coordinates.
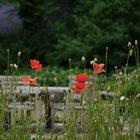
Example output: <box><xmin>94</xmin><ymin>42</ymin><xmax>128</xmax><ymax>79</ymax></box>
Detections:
<box><xmin>45</xmin><ymin>93</ymin><xmax>52</xmax><ymax>128</ymax></box>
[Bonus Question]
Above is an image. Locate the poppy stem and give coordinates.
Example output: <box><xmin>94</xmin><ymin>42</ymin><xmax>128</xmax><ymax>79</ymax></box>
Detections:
<box><xmin>105</xmin><ymin>47</ymin><xmax>108</xmax><ymax>78</ymax></box>
<box><xmin>7</xmin><ymin>49</ymin><xmax>10</xmax><ymax>74</ymax></box>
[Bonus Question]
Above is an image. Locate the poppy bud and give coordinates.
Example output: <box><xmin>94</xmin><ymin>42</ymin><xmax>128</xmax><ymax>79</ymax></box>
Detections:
<box><xmin>18</xmin><ymin>51</ymin><xmax>21</xmax><ymax>56</ymax></box>
<box><xmin>120</xmin><ymin>96</ymin><xmax>125</xmax><ymax>101</ymax></box>
<box><xmin>10</xmin><ymin>64</ymin><xmax>13</xmax><ymax>68</ymax></box>
<box><xmin>50</xmin><ymin>94</ymin><xmax>54</xmax><ymax>100</ymax></box>
<box><xmin>50</xmin><ymin>102</ymin><xmax>53</xmax><ymax>109</ymax></box>
<box><xmin>81</xmin><ymin>56</ymin><xmax>86</xmax><ymax>62</ymax></box>
<box><xmin>13</xmin><ymin>64</ymin><xmax>18</xmax><ymax>69</ymax></box>
<box><xmin>93</xmin><ymin>58</ymin><xmax>98</xmax><ymax>63</ymax></box>
<box><xmin>136</xmin><ymin>93</ymin><xmax>140</xmax><ymax>99</ymax></box>
<box><xmin>119</xmin><ymin>71</ymin><xmax>123</xmax><ymax>76</ymax></box>
<box><xmin>53</xmin><ymin>77</ymin><xmax>57</xmax><ymax>82</ymax></box>
<box><xmin>128</xmin><ymin>42</ymin><xmax>132</xmax><ymax>48</ymax></box>
<box><xmin>90</xmin><ymin>60</ymin><xmax>94</xmax><ymax>65</ymax></box>
<box><xmin>135</xmin><ymin>40</ymin><xmax>138</xmax><ymax>46</ymax></box>
<box><xmin>69</xmin><ymin>58</ymin><xmax>71</xmax><ymax>62</ymax></box>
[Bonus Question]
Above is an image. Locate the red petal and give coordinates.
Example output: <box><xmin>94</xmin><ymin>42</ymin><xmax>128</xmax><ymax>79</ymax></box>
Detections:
<box><xmin>22</xmin><ymin>76</ymin><xmax>30</xmax><ymax>85</ymax></box>
<box><xmin>75</xmin><ymin>82</ymin><xmax>85</xmax><ymax>89</ymax></box>
<box><xmin>74</xmin><ymin>88</ymin><xmax>82</xmax><ymax>94</ymax></box>
<box><xmin>76</xmin><ymin>73</ymin><xmax>88</xmax><ymax>82</ymax></box>
<box><xmin>30</xmin><ymin>77</ymin><xmax>38</xmax><ymax>86</ymax></box>
<box><xmin>30</xmin><ymin>59</ymin><xmax>40</xmax><ymax>69</ymax></box>
<box><xmin>35</xmin><ymin>64</ymin><xmax>43</xmax><ymax>72</ymax></box>
<box><xmin>94</xmin><ymin>63</ymin><xmax>105</xmax><ymax>75</ymax></box>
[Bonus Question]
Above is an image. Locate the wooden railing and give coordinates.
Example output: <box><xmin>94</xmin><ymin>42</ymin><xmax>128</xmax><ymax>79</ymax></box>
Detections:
<box><xmin>0</xmin><ymin>75</ymin><xmax>115</xmax><ymax>129</ymax></box>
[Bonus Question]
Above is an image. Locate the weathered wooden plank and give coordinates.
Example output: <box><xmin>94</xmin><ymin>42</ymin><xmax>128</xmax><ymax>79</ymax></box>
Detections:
<box><xmin>16</xmin><ymin>86</ymin><xmax>69</xmax><ymax>96</ymax></box>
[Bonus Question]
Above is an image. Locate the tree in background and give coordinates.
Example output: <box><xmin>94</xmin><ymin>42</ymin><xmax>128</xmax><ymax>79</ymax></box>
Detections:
<box><xmin>0</xmin><ymin>0</ymin><xmax>140</xmax><ymax>72</ymax></box>
<box><xmin>53</xmin><ymin>0</ymin><xmax>140</xmax><ymax>68</ymax></box>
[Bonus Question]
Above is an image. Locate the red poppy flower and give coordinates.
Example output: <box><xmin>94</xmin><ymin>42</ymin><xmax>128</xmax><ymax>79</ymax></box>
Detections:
<box><xmin>30</xmin><ymin>59</ymin><xmax>42</xmax><ymax>72</ymax></box>
<box><xmin>22</xmin><ymin>76</ymin><xmax>38</xmax><ymax>86</ymax></box>
<box><xmin>29</xmin><ymin>77</ymin><xmax>38</xmax><ymax>86</ymax></box>
<box><xmin>22</xmin><ymin>76</ymin><xmax>30</xmax><ymax>85</ymax></box>
<box><xmin>74</xmin><ymin>73</ymin><xmax>88</xmax><ymax>94</ymax></box>
<box><xmin>94</xmin><ymin>63</ymin><xmax>105</xmax><ymax>75</ymax></box>
<box><xmin>75</xmin><ymin>82</ymin><xmax>86</xmax><ymax>89</ymax></box>
<box><xmin>74</xmin><ymin>88</ymin><xmax>82</xmax><ymax>94</ymax></box>
<box><xmin>76</xmin><ymin>73</ymin><xmax>88</xmax><ymax>82</ymax></box>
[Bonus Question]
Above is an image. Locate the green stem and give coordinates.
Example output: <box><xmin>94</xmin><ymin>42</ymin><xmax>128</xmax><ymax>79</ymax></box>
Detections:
<box><xmin>105</xmin><ymin>47</ymin><xmax>108</xmax><ymax>78</ymax></box>
<box><xmin>7</xmin><ymin>49</ymin><xmax>10</xmax><ymax>74</ymax></box>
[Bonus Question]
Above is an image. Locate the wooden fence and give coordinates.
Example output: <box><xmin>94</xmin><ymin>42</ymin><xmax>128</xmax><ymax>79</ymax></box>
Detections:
<box><xmin>0</xmin><ymin>75</ymin><xmax>114</xmax><ymax>129</ymax></box>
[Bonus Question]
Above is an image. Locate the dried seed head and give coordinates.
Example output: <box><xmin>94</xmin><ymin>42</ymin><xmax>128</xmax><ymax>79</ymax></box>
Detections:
<box><xmin>135</xmin><ymin>40</ymin><xmax>138</xmax><ymax>46</ymax></box>
<box><xmin>128</xmin><ymin>42</ymin><xmax>132</xmax><ymax>48</ymax></box>
<box><xmin>81</xmin><ymin>56</ymin><xmax>86</xmax><ymax>62</ymax></box>
<box><xmin>18</xmin><ymin>51</ymin><xmax>21</xmax><ymax>56</ymax></box>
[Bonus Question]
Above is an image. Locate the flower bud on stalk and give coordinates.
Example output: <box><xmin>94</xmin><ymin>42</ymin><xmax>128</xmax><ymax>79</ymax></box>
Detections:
<box><xmin>10</xmin><ymin>64</ymin><xmax>13</xmax><ymax>68</ymax></box>
<box><xmin>128</xmin><ymin>42</ymin><xmax>132</xmax><ymax>48</ymax></box>
<box><xmin>13</xmin><ymin>64</ymin><xmax>18</xmax><ymax>69</ymax></box>
<box><xmin>18</xmin><ymin>51</ymin><xmax>21</xmax><ymax>57</ymax></box>
<box><xmin>81</xmin><ymin>56</ymin><xmax>86</xmax><ymax>62</ymax></box>
<box><xmin>135</xmin><ymin>40</ymin><xmax>138</xmax><ymax>46</ymax></box>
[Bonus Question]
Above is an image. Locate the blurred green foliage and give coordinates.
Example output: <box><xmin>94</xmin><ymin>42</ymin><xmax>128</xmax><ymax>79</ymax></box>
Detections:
<box><xmin>19</xmin><ymin>66</ymin><xmax>93</xmax><ymax>86</ymax></box>
<box><xmin>0</xmin><ymin>0</ymin><xmax>140</xmax><ymax>72</ymax></box>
